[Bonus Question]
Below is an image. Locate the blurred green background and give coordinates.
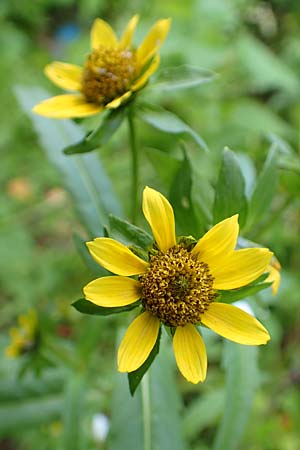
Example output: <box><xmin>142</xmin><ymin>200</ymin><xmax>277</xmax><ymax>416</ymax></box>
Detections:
<box><xmin>1</xmin><ymin>0</ymin><xmax>300</xmax><ymax>449</ymax></box>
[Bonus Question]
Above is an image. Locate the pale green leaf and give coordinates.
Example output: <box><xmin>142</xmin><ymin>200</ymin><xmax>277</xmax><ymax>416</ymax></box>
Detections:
<box><xmin>213</xmin><ymin>342</ymin><xmax>259</xmax><ymax>450</ymax></box>
<box><xmin>15</xmin><ymin>86</ymin><xmax>122</xmax><ymax>237</ymax></box>
<box><xmin>151</xmin><ymin>65</ymin><xmax>216</xmax><ymax>91</ymax></box>
<box><xmin>137</xmin><ymin>104</ymin><xmax>209</xmax><ymax>152</ymax></box>
<box><xmin>213</xmin><ymin>147</ymin><xmax>248</xmax><ymax>228</ymax></box>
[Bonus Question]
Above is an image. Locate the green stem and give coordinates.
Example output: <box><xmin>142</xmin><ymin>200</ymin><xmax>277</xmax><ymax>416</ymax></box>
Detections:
<box><xmin>128</xmin><ymin>109</ymin><xmax>139</xmax><ymax>224</ymax></box>
<box><xmin>141</xmin><ymin>372</ymin><xmax>152</xmax><ymax>450</ymax></box>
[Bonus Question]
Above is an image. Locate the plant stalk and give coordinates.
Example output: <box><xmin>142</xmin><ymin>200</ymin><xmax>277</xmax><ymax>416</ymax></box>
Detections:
<box><xmin>128</xmin><ymin>109</ymin><xmax>139</xmax><ymax>224</ymax></box>
<box><xmin>141</xmin><ymin>372</ymin><xmax>152</xmax><ymax>450</ymax></box>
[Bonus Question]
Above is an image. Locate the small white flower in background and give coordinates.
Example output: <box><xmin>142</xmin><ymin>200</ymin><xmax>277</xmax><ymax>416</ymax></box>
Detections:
<box><xmin>92</xmin><ymin>413</ymin><xmax>110</xmax><ymax>442</ymax></box>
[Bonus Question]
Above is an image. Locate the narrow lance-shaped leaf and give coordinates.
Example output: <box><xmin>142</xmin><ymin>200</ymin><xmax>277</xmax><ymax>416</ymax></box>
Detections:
<box><xmin>150</xmin><ymin>65</ymin><xmax>216</xmax><ymax>91</ymax></box>
<box><xmin>246</xmin><ymin>144</ymin><xmax>279</xmax><ymax>231</ymax></box>
<box><xmin>72</xmin><ymin>298</ymin><xmax>140</xmax><ymax>316</ymax></box>
<box><xmin>108</xmin><ymin>215</ymin><xmax>153</xmax><ymax>250</ymax></box>
<box><xmin>213</xmin><ymin>341</ymin><xmax>259</xmax><ymax>450</ymax></box>
<box><xmin>169</xmin><ymin>151</ymin><xmax>202</xmax><ymax>236</ymax></box>
<box><xmin>217</xmin><ymin>280</ymin><xmax>272</xmax><ymax>304</ymax></box>
<box><xmin>137</xmin><ymin>103</ymin><xmax>209</xmax><ymax>152</ymax></box>
<box><xmin>62</xmin><ymin>375</ymin><xmax>85</xmax><ymax>450</ymax></box>
<box><xmin>63</xmin><ymin>107</ymin><xmax>126</xmax><ymax>155</ymax></box>
<box><xmin>15</xmin><ymin>86</ymin><xmax>122</xmax><ymax>237</ymax></box>
<box><xmin>73</xmin><ymin>232</ymin><xmax>109</xmax><ymax>276</ymax></box>
<box><xmin>128</xmin><ymin>328</ymin><xmax>161</xmax><ymax>396</ymax></box>
<box><xmin>213</xmin><ymin>147</ymin><xmax>248</xmax><ymax>228</ymax></box>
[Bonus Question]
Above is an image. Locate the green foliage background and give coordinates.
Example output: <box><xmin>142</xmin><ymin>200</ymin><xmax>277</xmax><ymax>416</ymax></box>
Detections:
<box><xmin>0</xmin><ymin>0</ymin><xmax>300</xmax><ymax>449</ymax></box>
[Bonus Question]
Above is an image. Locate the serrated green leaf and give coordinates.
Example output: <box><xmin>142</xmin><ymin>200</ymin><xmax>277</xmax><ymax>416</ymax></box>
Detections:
<box><xmin>128</xmin><ymin>328</ymin><xmax>161</xmax><ymax>396</ymax></box>
<box><xmin>72</xmin><ymin>298</ymin><xmax>140</xmax><ymax>316</ymax></box>
<box><xmin>213</xmin><ymin>147</ymin><xmax>248</xmax><ymax>228</ymax></box>
<box><xmin>137</xmin><ymin>104</ymin><xmax>208</xmax><ymax>152</ymax></box>
<box><xmin>15</xmin><ymin>86</ymin><xmax>122</xmax><ymax>237</ymax></box>
<box><xmin>63</xmin><ymin>107</ymin><xmax>126</xmax><ymax>155</ymax></box>
<box><xmin>213</xmin><ymin>342</ymin><xmax>259</xmax><ymax>450</ymax></box>
<box><xmin>169</xmin><ymin>153</ymin><xmax>201</xmax><ymax>236</ymax></box>
<box><xmin>151</xmin><ymin>65</ymin><xmax>216</xmax><ymax>91</ymax></box>
<box><xmin>246</xmin><ymin>145</ymin><xmax>279</xmax><ymax>231</ymax></box>
<box><xmin>108</xmin><ymin>215</ymin><xmax>153</xmax><ymax>250</ymax></box>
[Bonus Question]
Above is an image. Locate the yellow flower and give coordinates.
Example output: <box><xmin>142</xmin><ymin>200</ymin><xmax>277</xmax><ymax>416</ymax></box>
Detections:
<box><xmin>5</xmin><ymin>310</ymin><xmax>37</xmax><ymax>358</ymax></box>
<box><xmin>266</xmin><ymin>258</ymin><xmax>281</xmax><ymax>295</ymax></box>
<box><xmin>83</xmin><ymin>187</ymin><xmax>273</xmax><ymax>384</ymax></box>
<box><xmin>33</xmin><ymin>15</ymin><xmax>170</xmax><ymax>119</ymax></box>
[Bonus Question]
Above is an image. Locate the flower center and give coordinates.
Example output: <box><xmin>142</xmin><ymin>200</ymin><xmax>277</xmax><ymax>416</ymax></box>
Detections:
<box><xmin>139</xmin><ymin>246</ymin><xmax>215</xmax><ymax>327</ymax></box>
<box><xmin>81</xmin><ymin>46</ymin><xmax>138</xmax><ymax>104</ymax></box>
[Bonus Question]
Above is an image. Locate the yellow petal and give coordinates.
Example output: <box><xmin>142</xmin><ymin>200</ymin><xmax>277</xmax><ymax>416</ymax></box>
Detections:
<box><xmin>118</xmin><ymin>312</ymin><xmax>160</xmax><ymax>372</ymax></box>
<box><xmin>44</xmin><ymin>62</ymin><xmax>83</xmax><ymax>91</ymax></box>
<box><xmin>192</xmin><ymin>215</ymin><xmax>239</xmax><ymax>266</ymax></box>
<box><xmin>136</xmin><ymin>18</ymin><xmax>171</xmax><ymax>66</ymax></box>
<box><xmin>105</xmin><ymin>91</ymin><xmax>132</xmax><ymax>109</ymax></box>
<box><xmin>201</xmin><ymin>302</ymin><xmax>270</xmax><ymax>345</ymax></box>
<box><xmin>90</xmin><ymin>18</ymin><xmax>118</xmax><ymax>49</ymax></box>
<box><xmin>119</xmin><ymin>14</ymin><xmax>139</xmax><ymax>49</ymax></box>
<box><xmin>83</xmin><ymin>276</ymin><xmax>141</xmax><ymax>307</ymax></box>
<box><xmin>173</xmin><ymin>325</ymin><xmax>207</xmax><ymax>383</ymax></box>
<box><xmin>86</xmin><ymin>238</ymin><xmax>148</xmax><ymax>276</ymax></box>
<box><xmin>131</xmin><ymin>54</ymin><xmax>160</xmax><ymax>91</ymax></box>
<box><xmin>5</xmin><ymin>345</ymin><xmax>19</xmax><ymax>358</ymax></box>
<box><xmin>142</xmin><ymin>186</ymin><xmax>176</xmax><ymax>253</ymax></box>
<box><xmin>211</xmin><ymin>248</ymin><xmax>273</xmax><ymax>290</ymax></box>
<box><xmin>265</xmin><ymin>263</ymin><xmax>281</xmax><ymax>295</ymax></box>
<box><xmin>32</xmin><ymin>94</ymin><xmax>103</xmax><ymax>118</ymax></box>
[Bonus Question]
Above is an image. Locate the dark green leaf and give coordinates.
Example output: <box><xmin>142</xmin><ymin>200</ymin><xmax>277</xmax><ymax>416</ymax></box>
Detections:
<box><xmin>73</xmin><ymin>232</ymin><xmax>108</xmax><ymax>276</ymax></box>
<box><xmin>169</xmin><ymin>152</ymin><xmax>201</xmax><ymax>236</ymax></box>
<box><xmin>213</xmin><ymin>147</ymin><xmax>248</xmax><ymax>228</ymax></box>
<box><xmin>137</xmin><ymin>104</ymin><xmax>208</xmax><ymax>152</ymax></box>
<box><xmin>72</xmin><ymin>298</ymin><xmax>140</xmax><ymax>316</ymax></box>
<box><xmin>63</xmin><ymin>107</ymin><xmax>126</xmax><ymax>155</ymax></box>
<box><xmin>213</xmin><ymin>342</ymin><xmax>259</xmax><ymax>450</ymax></box>
<box><xmin>15</xmin><ymin>86</ymin><xmax>122</xmax><ymax>237</ymax></box>
<box><xmin>128</xmin><ymin>328</ymin><xmax>161</xmax><ymax>396</ymax></box>
<box><xmin>246</xmin><ymin>145</ymin><xmax>279</xmax><ymax>231</ymax></box>
<box><xmin>217</xmin><ymin>282</ymin><xmax>272</xmax><ymax>303</ymax></box>
<box><xmin>108</xmin><ymin>214</ymin><xmax>153</xmax><ymax>249</ymax></box>
<box><xmin>151</xmin><ymin>65</ymin><xmax>216</xmax><ymax>91</ymax></box>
